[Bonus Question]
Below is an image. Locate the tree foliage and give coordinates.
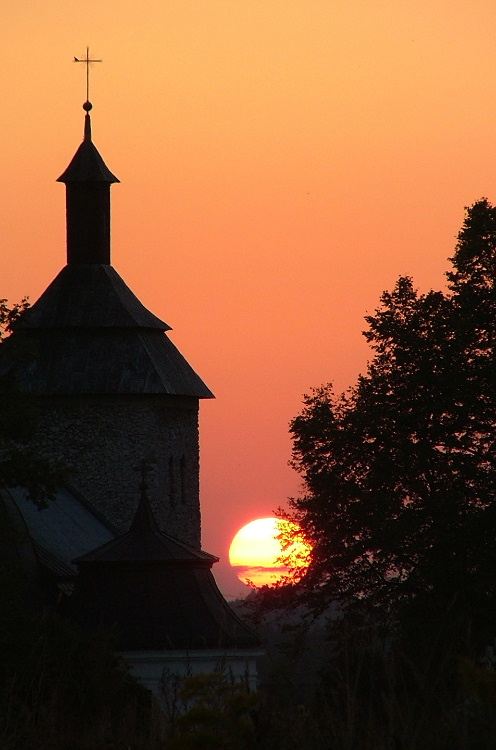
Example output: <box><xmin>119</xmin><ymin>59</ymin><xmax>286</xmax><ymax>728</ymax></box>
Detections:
<box><xmin>165</xmin><ymin>672</ymin><xmax>258</xmax><ymax>750</ymax></box>
<box><xmin>0</xmin><ymin>298</ymin><xmax>59</xmax><ymax>506</ymax></box>
<box><xmin>288</xmin><ymin>199</ymin><xmax>496</xmax><ymax>649</ymax></box>
<box><xmin>0</xmin><ymin>296</ymin><xmax>29</xmax><ymax>340</ymax></box>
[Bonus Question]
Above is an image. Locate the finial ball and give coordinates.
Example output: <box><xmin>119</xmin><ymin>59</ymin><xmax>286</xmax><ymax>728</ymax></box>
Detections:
<box><xmin>83</xmin><ymin>100</ymin><xmax>93</xmax><ymax>112</ymax></box>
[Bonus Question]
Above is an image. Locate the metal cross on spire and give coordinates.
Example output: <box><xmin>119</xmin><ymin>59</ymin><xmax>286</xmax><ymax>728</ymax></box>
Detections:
<box><xmin>134</xmin><ymin>457</ymin><xmax>155</xmax><ymax>492</ymax></box>
<box><xmin>74</xmin><ymin>46</ymin><xmax>102</xmax><ymax>105</ymax></box>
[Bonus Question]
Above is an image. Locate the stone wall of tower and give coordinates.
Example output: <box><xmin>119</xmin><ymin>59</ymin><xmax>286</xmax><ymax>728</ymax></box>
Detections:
<box><xmin>32</xmin><ymin>394</ymin><xmax>201</xmax><ymax>547</ymax></box>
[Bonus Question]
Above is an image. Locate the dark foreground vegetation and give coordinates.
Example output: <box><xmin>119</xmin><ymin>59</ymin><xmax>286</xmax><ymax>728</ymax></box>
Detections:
<box><xmin>3</xmin><ymin>201</ymin><xmax>496</xmax><ymax>748</ymax></box>
<box><xmin>0</xmin><ymin>561</ymin><xmax>162</xmax><ymax>750</ymax></box>
<box><xmin>2</xmin><ymin>585</ymin><xmax>496</xmax><ymax>750</ymax></box>
<box><xmin>242</xmin><ymin>599</ymin><xmax>496</xmax><ymax>750</ymax></box>
<box><xmin>285</xmin><ymin>199</ymin><xmax>496</xmax><ymax>657</ymax></box>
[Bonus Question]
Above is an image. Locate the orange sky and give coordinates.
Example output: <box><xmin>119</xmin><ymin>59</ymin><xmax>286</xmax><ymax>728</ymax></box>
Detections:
<box><xmin>3</xmin><ymin>1</ymin><xmax>496</xmax><ymax>597</ymax></box>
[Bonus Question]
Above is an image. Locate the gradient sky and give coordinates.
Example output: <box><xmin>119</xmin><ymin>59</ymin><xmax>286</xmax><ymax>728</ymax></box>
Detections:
<box><xmin>3</xmin><ymin>1</ymin><xmax>496</xmax><ymax>597</ymax></box>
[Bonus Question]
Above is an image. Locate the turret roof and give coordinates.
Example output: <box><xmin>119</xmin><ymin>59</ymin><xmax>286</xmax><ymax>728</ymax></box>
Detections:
<box><xmin>75</xmin><ymin>484</ymin><xmax>218</xmax><ymax>564</ymax></box>
<box><xmin>69</xmin><ymin>487</ymin><xmax>260</xmax><ymax>650</ymax></box>
<box><xmin>57</xmin><ymin>111</ymin><xmax>119</xmax><ymax>183</ymax></box>
<box><xmin>15</xmin><ymin>265</ymin><xmax>169</xmax><ymax>330</ymax></box>
<box><xmin>0</xmin><ymin>109</ymin><xmax>213</xmax><ymax>399</ymax></box>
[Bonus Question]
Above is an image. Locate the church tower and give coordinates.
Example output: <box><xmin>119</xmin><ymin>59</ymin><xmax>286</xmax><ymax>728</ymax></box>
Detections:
<box><xmin>2</xmin><ymin>102</ymin><xmax>213</xmax><ymax>547</ymax></box>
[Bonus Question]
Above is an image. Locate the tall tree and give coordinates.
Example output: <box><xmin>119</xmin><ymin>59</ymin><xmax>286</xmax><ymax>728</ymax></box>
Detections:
<box><xmin>288</xmin><ymin>199</ymin><xmax>496</xmax><ymax>650</ymax></box>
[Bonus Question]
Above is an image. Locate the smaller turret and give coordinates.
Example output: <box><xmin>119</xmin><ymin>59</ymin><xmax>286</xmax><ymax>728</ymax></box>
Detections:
<box><xmin>68</xmin><ymin>480</ymin><xmax>260</xmax><ymax>651</ymax></box>
<box><xmin>57</xmin><ymin>102</ymin><xmax>119</xmax><ymax>265</ymax></box>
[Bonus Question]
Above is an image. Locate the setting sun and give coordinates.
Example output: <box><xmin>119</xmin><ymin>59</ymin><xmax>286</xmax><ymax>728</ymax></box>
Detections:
<box><xmin>229</xmin><ymin>517</ymin><xmax>311</xmax><ymax>588</ymax></box>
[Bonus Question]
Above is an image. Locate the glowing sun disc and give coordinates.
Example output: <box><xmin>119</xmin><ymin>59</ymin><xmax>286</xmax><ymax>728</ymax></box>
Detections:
<box><xmin>229</xmin><ymin>517</ymin><xmax>310</xmax><ymax>588</ymax></box>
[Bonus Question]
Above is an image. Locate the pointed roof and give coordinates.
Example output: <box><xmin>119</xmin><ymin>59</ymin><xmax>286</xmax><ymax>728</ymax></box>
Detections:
<box><xmin>3</xmin><ymin>269</ymin><xmax>213</xmax><ymax>394</ymax></box>
<box><xmin>69</xmin><ymin>487</ymin><xmax>260</xmax><ymax>650</ymax></box>
<box><xmin>0</xmin><ymin>106</ymin><xmax>214</xmax><ymax>399</ymax></box>
<box><xmin>57</xmin><ymin>110</ymin><xmax>119</xmax><ymax>183</ymax></box>
<box><xmin>75</xmin><ymin>484</ymin><xmax>218</xmax><ymax>564</ymax></box>
<box><xmin>130</xmin><ymin>479</ymin><xmax>160</xmax><ymax>533</ymax></box>
<box><xmin>14</xmin><ymin>265</ymin><xmax>169</xmax><ymax>330</ymax></box>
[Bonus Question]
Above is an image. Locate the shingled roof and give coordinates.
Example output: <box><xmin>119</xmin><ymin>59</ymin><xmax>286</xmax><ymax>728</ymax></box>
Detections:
<box><xmin>3</xmin><ymin>293</ymin><xmax>213</xmax><ymax>398</ymax></box>
<box><xmin>68</xmin><ymin>489</ymin><xmax>261</xmax><ymax>650</ymax></box>
<box><xmin>1</xmin><ymin>109</ymin><xmax>213</xmax><ymax>399</ymax></box>
<box><xmin>75</xmin><ymin>484</ymin><xmax>218</xmax><ymax>565</ymax></box>
<box><xmin>15</xmin><ymin>264</ymin><xmax>169</xmax><ymax>330</ymax></box>
<box><xmin>56</xmin><ymin>113</ymin><xmax>119</xmax><ymax>184</ymax></box>
<box><xmin>0</xmin><ymin>486</ymin><xmax>117</xmax><ymax>604</ymax></box>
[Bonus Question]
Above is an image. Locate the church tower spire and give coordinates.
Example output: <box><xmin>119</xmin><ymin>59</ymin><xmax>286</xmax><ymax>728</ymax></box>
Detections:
<box><xmin>57</xmin><ymin>101</ymin><xmax>119</xmax><ymax>265</ymax></box>
<box><xmin>0</xmin><ymin>81</ymin><xmax>213</xmax><ymax>548</ymax></box>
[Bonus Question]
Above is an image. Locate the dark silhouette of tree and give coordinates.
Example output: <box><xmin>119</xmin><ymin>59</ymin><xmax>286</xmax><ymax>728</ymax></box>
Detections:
<box><xmin>0</xmin><ymin>298</ymin><xmax>59</xmax><ymax>507</ymax></box>
<box><xmin>288</xmin><ymin>199</ymin><xmax>496</xmax><ymax>651</ymax></box>
<box><xmin>0</xmin><ymin>297</ymin><xmax>29</xmax><ymax>340</ymax></box>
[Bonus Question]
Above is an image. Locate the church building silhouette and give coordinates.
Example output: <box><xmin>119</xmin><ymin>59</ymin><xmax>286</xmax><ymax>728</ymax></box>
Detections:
<box><xmin>0</xmin><ymin>98</ymin><xmax>261</xmax><ymax>693</ymax></box>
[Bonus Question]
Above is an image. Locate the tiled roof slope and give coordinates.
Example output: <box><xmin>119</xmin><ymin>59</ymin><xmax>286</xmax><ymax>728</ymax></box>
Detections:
<box><xmin>57</xmin><ymin>136</ymin><xmax>120</xmax><ymax>183</ymax></box>
<box><xmin>2</xmin><ymin>265</ymin><xmax>214</xmax><ymax>398</ymax></box>
<box><xmin>15</xmin><ymin>265</ymin><xmax>169</xmax><ymax>330</ymax></box>
<box><xmin>69</xmin><ymin>491</ymin><xmax>261</xmax><ymax>650</ymax></box>
<box><xmin>3</xmin><ymin>487</ymin><xmax>116</xmax><ymax>578</ymax></box>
